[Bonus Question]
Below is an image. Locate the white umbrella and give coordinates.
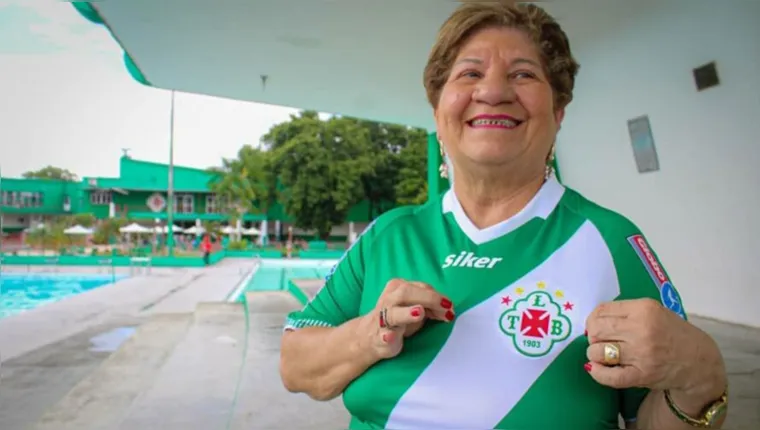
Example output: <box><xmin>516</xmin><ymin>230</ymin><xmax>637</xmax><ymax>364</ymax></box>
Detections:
<box><xmin>120</xmin><ymin>223</ymin><xmax>152</xmax><ymax>234</ymax></box>
<box><xmin>221</xmin><ymin>225</ymin><xmax>236</xmax><ymax>235</ymax></box>
<box><xmin>63</xmin><ymin>225</ymin><xmax>94</xmax><ymax>235</ymax></box>
<box><xmin>184</xmin><ymin>226</ymin><xmax>205</xmax><ymax>235</ymax></box>
<box><xmin>23</xmin><ymin>223</ymin><xmax>46</xmax><ymax>233</ymax></box>
<box><xmin>242</xmin><ymin>227</ymin><xmax>260</xmax><ymax>236</ymax></box>
<box><xmin>154</xmin><ymin>224</ymin><xmax>184</xmax><ymax>234</ymax></box>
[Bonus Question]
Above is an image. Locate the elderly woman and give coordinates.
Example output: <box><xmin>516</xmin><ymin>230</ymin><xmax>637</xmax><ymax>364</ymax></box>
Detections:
<box><xmin>279</xmin><ymin>2</ymin><xmax>728</xmax><ymax>429</ymax></box>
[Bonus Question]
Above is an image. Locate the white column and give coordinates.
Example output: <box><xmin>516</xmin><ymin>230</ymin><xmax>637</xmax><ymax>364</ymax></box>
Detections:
<box><xmin>275</xmin><ymin>220</ymin><xmax>281</xmax><ymax>242</ymax></box>
<box><xmin>349</xmin><ymin>222</ymin><xmax>356</xmax><ymax>244</ymax></box>
<box><xmin>259</xmin><ymin>219</ymin><xmax>268</xmax><ymax>246</ymax></box>
<box><xmin>108</xmin><ymin>201</ymin><xmax>115</xmax><ymax>218</ymax></box>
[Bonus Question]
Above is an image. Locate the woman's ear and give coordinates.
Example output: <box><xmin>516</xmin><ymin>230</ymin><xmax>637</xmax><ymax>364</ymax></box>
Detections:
<box><xmin>554</xmin><ymin>108</ymin><xmax>565</xmax><ymax>130</ymax></box>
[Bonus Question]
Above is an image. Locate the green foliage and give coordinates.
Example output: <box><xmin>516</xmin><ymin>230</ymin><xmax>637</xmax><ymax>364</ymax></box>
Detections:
<box><xmin>355</xmin><ymin>120</ymin><xmax>414</xmax><ymax>217</ymax></box>
<box><xmin>69</xmin><ymin>213</ymin><xmax>96</xmax><ymax>227</ymax></box>
<box><xmin>201</xmin><ymin>220</ymin><xmax>222</xmax><ymax>238</ymax></box>
<box><xmin>395</xmin><ymin>130</ymin><xmax>429</xmax><ymax>205</ymax></box>
<box><xmin>265</xmin><ymin>113</ymin><xmax>374</xmax><ymax>239</ymax></box>
<box><xmin>93</xmin><ymin>217</ymin><xmax>127</xmax><ymax>245</ymax></box>
<box><xmin>208</xmin><ymin>145</ymin><xmax>270</xmax><ymax>222</ymax></box>
<box><xmin>25</xmin><ymin>222</ymin><xmax>67</xmax><ymax>250</ymax></box>
<box><xmin>227</xmin><ymin>239</ymin><xmax>248</xmax><ymax>251</ymax></box>
<box><xmin>213</xmin><ymin>110</ymin><xmax>430</xmax><ymax>239</ymax></box>
<box><xmin>22</xmin><ymin>166</ymin><xmax>78</xmax><ymax>181</ymax></box>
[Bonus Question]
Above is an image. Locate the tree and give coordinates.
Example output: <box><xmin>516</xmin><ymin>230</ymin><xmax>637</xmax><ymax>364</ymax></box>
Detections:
<box><xmin>93</xmin><ymin>217</ymin><xmax>127</xmax><ymax>245</ymax></box>
<box><xmin>208</xmin><ymin>145</ymin><xmax>270</xmax><ymax>240</ymax></box>
<box><xmin>23</xmin><ymin>166</ymin><xmax>78</xmax><ymax>181</ymax></box>
<box><xmin>395</xmin><ymin>128</ymin><xmax>429</xmax><ymax>205</ymax></box>
<box><xmin>69</xmin><ymin>213</ymin><xmax>96</xmax><ymax>227</ymax></box>
<box><xmin>266</xmin><ymin>113</ymin><xmax>374</xmax><ymax>239</ymax></box>
<box><xmin>354</xmin><ymin>120</ymin><xmax>407</xmax><ymax>219</ymax></box>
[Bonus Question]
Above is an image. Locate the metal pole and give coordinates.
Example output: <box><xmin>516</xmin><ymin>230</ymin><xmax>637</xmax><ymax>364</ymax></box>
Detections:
<box><xmin>167</xmin><ymin>90</ymin><xmax>176</xmax><ymax>256</ymax></box>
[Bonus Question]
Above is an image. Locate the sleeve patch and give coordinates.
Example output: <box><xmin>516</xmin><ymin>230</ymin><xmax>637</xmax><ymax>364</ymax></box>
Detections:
<box><xmin>627</xmin><ymin>234</ymin><xmax>686</xmax><ymax>320</ymax></box>
<box><xmin>627</xmin><ymin>234</ymin><xmax>668</xmax><ymax>288</ymax></box>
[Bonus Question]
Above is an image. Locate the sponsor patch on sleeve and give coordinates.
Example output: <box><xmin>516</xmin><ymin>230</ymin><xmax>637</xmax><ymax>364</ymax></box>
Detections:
<box><xmin>627</xmin><ymin>234</ymin><xmax>686</xmax><ymax>319</ymax></box>
<box><xmin>627</xmin><ymin>234</ymin><xmax>668</xmax><ymax>287</ymax></box>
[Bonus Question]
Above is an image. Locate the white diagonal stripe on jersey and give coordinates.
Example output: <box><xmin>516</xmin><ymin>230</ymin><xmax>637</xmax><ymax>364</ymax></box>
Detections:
<box><xmin>384</xmin><ymin>221</ymin><xmax>621</xmax><ymax>429</ymax></box>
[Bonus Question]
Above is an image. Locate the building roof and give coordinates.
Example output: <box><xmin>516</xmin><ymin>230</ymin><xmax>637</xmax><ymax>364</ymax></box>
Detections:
<box><xmin>85</xmin><ymin>156</ymin><xmax>214</xmax><ymax>192</ymax></box>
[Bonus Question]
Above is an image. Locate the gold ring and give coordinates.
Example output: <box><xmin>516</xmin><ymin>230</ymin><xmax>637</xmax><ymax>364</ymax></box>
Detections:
<box><xmin>603</xmin><ymin>343</ymin><xmax>621</xmax><ymax>366</ymax></box>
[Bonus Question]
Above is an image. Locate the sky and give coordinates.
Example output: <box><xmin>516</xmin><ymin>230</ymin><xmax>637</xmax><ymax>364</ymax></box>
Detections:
<box><xmin>0</xmin><ymin>0</ymin><xmax>300</xmax><ymax>179</ymax></box>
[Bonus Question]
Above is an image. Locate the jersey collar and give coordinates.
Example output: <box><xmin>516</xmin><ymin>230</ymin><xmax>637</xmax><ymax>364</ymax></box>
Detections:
<box><xmin>442</xmin><ymin>176</ymin><xmax>565</xmax><ymax>245</ymax></box>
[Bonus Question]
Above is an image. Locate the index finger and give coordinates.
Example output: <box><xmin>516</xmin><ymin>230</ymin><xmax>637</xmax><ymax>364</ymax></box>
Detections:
<box><xmin>386</xmin><ymin>281</ymin><xmax>454</xmax><ymax>321</ymax></box>
<box><xmin>589</xmin><ymin>301</ymin><xmax>630</xmax><ymax>319</ymax></box>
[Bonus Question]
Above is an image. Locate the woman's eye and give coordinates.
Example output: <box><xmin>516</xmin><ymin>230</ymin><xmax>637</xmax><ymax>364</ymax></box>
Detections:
<box><xmin>512</xmin><ymin>71</ymin><xmax>536</xmax><ymax>80</ymax></box>
<box><xmin>461</xmin><ymin>70</ymin><xmax>482</xmax><ymax>79</ymax></box>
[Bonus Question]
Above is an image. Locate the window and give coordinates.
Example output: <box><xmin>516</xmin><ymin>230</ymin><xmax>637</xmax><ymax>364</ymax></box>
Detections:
<box><xmin>90</xmin><ymin>190</ymin><xmax>112</xmax><ymax>205</ymax></box>
<box><xmin>205</xmin><ymin>194</ymin><xmax>219</xmax><ymax>214</ymax></box>
<box><xmin>1</xmin><ymin>191</ymin><xmax>44</xmax><ymax>208</ymax></box>
<box><xmin>172</xmin><ymin>194</ymin><xmax>194</xmax><ymax>214</ymax></box>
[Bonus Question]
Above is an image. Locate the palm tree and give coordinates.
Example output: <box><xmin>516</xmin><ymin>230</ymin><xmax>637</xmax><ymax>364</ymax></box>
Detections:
<box><xmin>208</xmin><ymin>145</ymin><xmax>270</xmax><ymax>241</ymax></box>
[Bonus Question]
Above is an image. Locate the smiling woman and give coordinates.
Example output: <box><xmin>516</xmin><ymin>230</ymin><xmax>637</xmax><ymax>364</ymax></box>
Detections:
<box><xmin>279</xmin><ymin>3</ymin><xmax>728</xmax><ymax>430</ymax></box>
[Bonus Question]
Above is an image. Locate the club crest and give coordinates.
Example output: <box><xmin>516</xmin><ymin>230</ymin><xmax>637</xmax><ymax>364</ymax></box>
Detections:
<box><xmin>499</xmin><ymin>281</ymin><xmax>573</xmax><ymax>358</ymax></box>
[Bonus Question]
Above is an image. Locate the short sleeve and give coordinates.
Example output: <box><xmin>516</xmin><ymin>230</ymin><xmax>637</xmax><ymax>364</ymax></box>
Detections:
<box><xmin>283</xmin><ymin>220</ymin><xmax>376</xmax><ymax>331</ymax></box>
<box><xmin>609</xmin><ymin>227</ymin><xmax>688</xmax><ymax>424</ymax></box>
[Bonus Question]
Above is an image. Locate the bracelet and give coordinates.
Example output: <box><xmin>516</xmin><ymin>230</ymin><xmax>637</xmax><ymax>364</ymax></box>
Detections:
<box><xmin>664</xmin><ymin>387</ymin><xmax>728</xmax><ymax>428</ymax></box>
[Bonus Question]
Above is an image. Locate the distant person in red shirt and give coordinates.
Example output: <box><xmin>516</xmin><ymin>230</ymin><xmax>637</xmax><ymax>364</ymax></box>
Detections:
<box><xmin>201</xmin><ymin>234</ymin><xmax>212</xmax><ymax>266</ymax></box>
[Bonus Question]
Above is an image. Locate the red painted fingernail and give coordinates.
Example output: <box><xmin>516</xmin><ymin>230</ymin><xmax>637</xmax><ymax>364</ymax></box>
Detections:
<box><xmin>584</xmin><ymin>362</ymin><xmax>592</xmax><ymax>372</ymax></box>
<box><xmin>441</xmin><ymin>298</ymin><xmax>452</xmax><ymax>309</ymax></box>
<box><xmin>382</xmin><ymin>332</ymin><xmax>393</xmax><ymax>343</ymax></box>
<box><xmin>445</xmin><ymin>310</ymin><xmax>455</xmax><ymax>321</ymax></box>
<box><xmin>584</xmin><ymin>330</ymin><xmax>588</xmax><ymax>337</ymax></box>
<box><xmin>411</xmin><ymin>307</ymin><xmax>421</xmax><ymax>317</ymax></box>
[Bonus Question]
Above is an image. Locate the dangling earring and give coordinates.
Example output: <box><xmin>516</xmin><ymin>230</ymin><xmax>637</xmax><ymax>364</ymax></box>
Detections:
<box><xmin>439</xmin><ymin>144</ymin><xmax>449</xmax><ymax>179</ymax></box>
<box><xmin>544</xmin><ymin>144</ymin><xmax>556</xmax><ymax>180</ymax></box>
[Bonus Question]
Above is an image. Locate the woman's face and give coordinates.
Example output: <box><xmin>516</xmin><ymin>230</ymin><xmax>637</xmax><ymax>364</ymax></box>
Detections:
<box><xmin>435</xmin><ymin>26</ymin><xmax>564</xmax><ymax>178</ymax></box>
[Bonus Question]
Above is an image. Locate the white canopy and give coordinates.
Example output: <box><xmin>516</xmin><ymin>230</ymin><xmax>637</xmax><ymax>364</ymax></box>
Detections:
<box><xmin>154</xmin><ymin>224</ymin><xmax>185</xmax><ymax>234</ymax></box>
<box><xmin>23</xmin><ymin>223</ymin><xmax>46</xmax><ymax>233</ymax></box>
<box><xmin>242</xmin><ymin>227</ymin><xmax>261</xmax><ymax>236</ymax></box>
<box><xmin>63</xmin><ymin>225</ymin><xmax>94</xmax><ymax>235</ymax></box>
<box><xmin>120</xmin><ymin>223</ymin><xmax>153</xmax><ymax>234</ymax></box>
<box><xmin>221</xmin><ymin>225</ymin><xmax>236</xmax><ymax>235</ymax></box>
<box><xmin>184</xmin><ymin>226</ymin><xmax>205</xmax><ymax>235</ymax></box>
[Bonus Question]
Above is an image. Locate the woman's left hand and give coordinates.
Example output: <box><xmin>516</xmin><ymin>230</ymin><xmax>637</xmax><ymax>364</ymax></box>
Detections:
<box><xmin>584</xmin><ymin>298</ymin><xmax>726</xmax><ymax>399</ymax></box>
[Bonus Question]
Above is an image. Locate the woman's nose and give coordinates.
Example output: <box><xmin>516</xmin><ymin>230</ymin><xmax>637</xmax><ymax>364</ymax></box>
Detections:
<box><xmin>472</xmin><ymin>72</ymin><xmax>517</xmax><ymax>105</ymax></box>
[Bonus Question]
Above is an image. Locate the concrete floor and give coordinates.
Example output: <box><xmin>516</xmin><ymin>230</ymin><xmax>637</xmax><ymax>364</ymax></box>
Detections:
<box><xmin>1</xmin><ymin>265</ymin><xmax>758</xmax><ymax>430</ymax></box>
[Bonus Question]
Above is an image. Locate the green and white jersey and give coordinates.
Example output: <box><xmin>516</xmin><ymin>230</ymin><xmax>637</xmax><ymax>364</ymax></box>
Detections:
<box><xmin>285</xmin><ymin>177</ymin><xmax>687</xmax><ymax>430</ymax></box>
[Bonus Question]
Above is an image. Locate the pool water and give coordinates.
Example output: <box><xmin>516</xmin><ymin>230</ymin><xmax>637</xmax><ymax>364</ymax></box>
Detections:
<box><xmin>0</xmin><ymin>273</ymin><xmax>127</xmax><ymax>319</ymax></box>
<box><xmin>245</xmin><ymin>259</ymin><xmax>337</xmax><ymax>293</ymax></box>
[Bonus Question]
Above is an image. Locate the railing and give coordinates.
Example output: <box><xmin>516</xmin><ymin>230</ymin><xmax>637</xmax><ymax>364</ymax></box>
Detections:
<box><xmin>129</xmin><ymin>256</ymin><xmax>152</xmax><ymax>276</ymax></box>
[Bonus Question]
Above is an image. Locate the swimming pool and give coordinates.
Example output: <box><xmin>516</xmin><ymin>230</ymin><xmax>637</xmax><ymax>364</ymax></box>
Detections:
<box><xmin>0</xmin><ymin>273</ymin><xmax>127</xmax><ymax>319</ymax></box>
<box><xmin>230</xmin><ymin>259</ymin><xmax>338</xmax><ymax>301</ymax></box>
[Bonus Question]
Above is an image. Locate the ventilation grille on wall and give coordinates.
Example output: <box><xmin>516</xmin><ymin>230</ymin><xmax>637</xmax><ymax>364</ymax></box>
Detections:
<box><xmin>693</xmin><ymin>62</ymin><xmax>720</xmax><ymax>91</ymax></box>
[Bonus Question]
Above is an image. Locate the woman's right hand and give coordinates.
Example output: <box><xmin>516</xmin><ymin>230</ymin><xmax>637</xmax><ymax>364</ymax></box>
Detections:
<box><xmin>358</xmin><ymin>279</ymin><xmax>455</xmax><ymax>361</ymax></box>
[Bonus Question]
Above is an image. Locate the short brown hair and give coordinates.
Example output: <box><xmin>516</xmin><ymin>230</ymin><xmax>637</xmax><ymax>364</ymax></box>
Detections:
<box><xmin>423</xmin><ymin>2</ymin><xmax>579</xmax><ymax>110</ymax></box>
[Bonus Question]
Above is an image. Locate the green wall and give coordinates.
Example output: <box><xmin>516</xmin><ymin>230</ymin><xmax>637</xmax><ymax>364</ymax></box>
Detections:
<box><xmin>1</xmin><ymin>155</ymin><xmax>388</xmax><ymax>224</ymax></box>
<box><xmin>0</xmin><ymin>178</ymin><xmax>85</xmax><ymax>215</ymax></box>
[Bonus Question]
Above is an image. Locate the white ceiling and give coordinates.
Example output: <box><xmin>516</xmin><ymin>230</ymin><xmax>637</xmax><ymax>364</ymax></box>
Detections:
<box><xmin>93</xmin><ymin>0</ymin><xmax>648</xmax><ymax>130</ymax></box>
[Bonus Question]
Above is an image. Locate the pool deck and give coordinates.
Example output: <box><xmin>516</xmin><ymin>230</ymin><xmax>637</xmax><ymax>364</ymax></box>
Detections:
<box><xmin>1</xmin><ymin>266</ymin><xmax>758</xmax><ymax>429</ymax></box>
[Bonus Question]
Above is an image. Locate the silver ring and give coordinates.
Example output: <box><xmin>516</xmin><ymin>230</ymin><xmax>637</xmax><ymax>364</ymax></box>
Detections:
<box><xmin>379</xmin><ymin>307</ymin><xmax>389</xmax><ymax>328</ymax></box>
<box><xmin>379</xmin><ymin>307</ymin><xmax>396</xmax><ymax>329</ymax></box>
